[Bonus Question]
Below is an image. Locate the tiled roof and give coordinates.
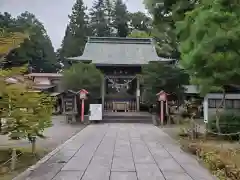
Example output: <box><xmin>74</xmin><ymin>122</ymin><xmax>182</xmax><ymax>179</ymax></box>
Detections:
<box><xmin>68</xmin><ymin>37</ymin><xmax>173</xmax><ymax>65</ymax></box>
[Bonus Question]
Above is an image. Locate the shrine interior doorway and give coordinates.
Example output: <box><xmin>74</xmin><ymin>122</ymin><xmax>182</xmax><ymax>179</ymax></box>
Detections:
<box><xmin>103</xmin><ymin>74</ymin><xmax>140</xmax><ymax>112</ymax></box>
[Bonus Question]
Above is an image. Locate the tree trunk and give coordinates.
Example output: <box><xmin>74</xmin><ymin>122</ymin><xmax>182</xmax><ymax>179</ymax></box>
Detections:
<box><xmin>215</xmin><ymin>90</ymin><xmax>226</xmax><ymax>133</ymax></box>
<box><xmin>31</xmin><ymin>138</ymin><xmax>36</xmax><ymax>154</ymax></box>
<box><xmin>190</xmin><ymin>115</ymin><xmax>197</xmax><ymax>140</ymax></box>
<box><xmin>10</xmin><ymin>148</ymin><xmax>17</xmax><ymax>171</ymax></box>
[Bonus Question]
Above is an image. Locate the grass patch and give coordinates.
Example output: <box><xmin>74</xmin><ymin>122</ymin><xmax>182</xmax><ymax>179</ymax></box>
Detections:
<box><xmin>184</xmin><ymin>142</ymin><xmax>240</xmax><ymax>180</ymax></box>
<box><xmin>0</xmin><ymin>147</ymin><xmax>48</xmax><ymax>180</ymax></box>
<box><xmin>162</xmin><ymin>123</ymin><xmax>240</xmax><ymax>180</ymax></box>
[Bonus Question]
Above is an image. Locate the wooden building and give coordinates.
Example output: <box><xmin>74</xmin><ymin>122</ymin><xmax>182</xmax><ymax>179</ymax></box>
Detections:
<box><xmin>24</xmin><ymin>73</ymin><xmax>63</xmax><ymax>93</ymax></box>
<box><xmin>24</xmin><ymin>73</ymin><xmax>63</xmax><ymax>114</ymax></box>
<box><xmin>184</xmin><ymin>85</ymin><xmax>240</xmax><ymax>121</ymax></box>
<box><xmin>68</xmin><ymin>37</ymin><xmax>174</xmax><ymax>112</ymax></box>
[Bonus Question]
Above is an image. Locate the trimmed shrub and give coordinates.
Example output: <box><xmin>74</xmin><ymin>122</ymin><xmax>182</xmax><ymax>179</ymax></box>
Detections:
<box><xmin>208</xmin><ymin>111</ymin><xmax>240</xmax><ymax>139</ymax></box>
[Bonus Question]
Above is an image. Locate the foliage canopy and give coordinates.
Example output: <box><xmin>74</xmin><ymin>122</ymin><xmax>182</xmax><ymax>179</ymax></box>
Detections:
<box><xmin>62</xmin><ymin>63</ymin><xmax>103</xmax><ymax>97</ymax></box>
<box><xmin>177</xmin><ymin>0</ymin><xmax>240</xmax><ymax>94</ymax></box>
<box><xmin>0</xmin><ymin>12</ymin><xmax>57</xmax><ymax>72</ymax></box>
<box><xmin>0</xmin><ymin>27</ymin><xmax>54</xmax><ymax>152</ymax></box>
<box><xmin>141</xmin><ymin>62</ymin><xmax>188</xmax><ymax>103</ymax></box>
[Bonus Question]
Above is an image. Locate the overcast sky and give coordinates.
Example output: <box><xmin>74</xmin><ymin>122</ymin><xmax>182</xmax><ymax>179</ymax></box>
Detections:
<box><xmin>0</xmin><ymin>0</ymin><xmax>145</xmax><ymax>50</ymax></box>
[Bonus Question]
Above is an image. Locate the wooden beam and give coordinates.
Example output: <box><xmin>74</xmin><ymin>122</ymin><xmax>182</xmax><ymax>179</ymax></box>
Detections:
<box><xmin>105</xmin><ymin>75</ymin><xmax>136</xmax><ymax>79</ymax></box>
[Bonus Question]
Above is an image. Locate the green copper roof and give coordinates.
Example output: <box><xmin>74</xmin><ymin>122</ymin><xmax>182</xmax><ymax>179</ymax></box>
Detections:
<box><xmin>68</xmin><ymin>37</ymin><xmax>173</xmax><ymax>65</ymax></box>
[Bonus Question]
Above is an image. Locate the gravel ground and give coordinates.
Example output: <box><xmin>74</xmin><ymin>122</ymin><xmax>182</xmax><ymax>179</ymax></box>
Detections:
<box><xmin>0</xmin><ymin>116</ymin><xmax>86</xmax><ymax>151</ymax></box>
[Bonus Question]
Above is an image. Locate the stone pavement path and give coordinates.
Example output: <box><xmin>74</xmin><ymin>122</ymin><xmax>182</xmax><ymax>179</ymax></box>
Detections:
<box><xmin>14</xmin><ymin>124</ymin><xmax>216</xmax><ymax>180</ymax></box>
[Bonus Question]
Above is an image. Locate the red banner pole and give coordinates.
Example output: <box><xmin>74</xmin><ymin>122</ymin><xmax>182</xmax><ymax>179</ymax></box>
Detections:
<box><xmin>161</xmin><ymin>101</ymin><xmax>164</xmax><ymax>126</ymax></box>
<box><xmin>81</xmin><ymin>99</ymin><xmax>84</xmax><ymax>122</ymax></box>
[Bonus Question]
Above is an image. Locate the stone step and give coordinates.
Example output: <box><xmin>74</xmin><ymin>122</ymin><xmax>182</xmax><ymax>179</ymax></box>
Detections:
<box><xmin>101</xmin><ymin>119</ymin><xmax>152</xmax><ymax>124</ymax></box>
<box><xmin>102</xmin><ymin>112</ymin><xmax>153</xmax><ymax>123</ymax></box>
<box><xmin>103</xmin><ymin>115</ymin><xmax>152</xmax><ymax>120</ymax></box>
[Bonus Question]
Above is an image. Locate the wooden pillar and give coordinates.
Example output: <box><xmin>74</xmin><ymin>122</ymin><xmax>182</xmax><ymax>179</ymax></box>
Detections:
<box><xmin>101</xmin><ymin>76</ymin><xmax>105</xmax><ymax>111</ymax></box>
<box><xmin>136</xmin><ymin>77</ymin><xmax>140</xmax><ymax>111</ymax></box>
<box><xmin>61</xmin><ymin>95</ymin><xmax>65</xmax><ymax>113</ymax></box>
<box><xmin>74</xmin><ymin>95</ymin><xmax>77</xmax><ymax>112</ymax></box>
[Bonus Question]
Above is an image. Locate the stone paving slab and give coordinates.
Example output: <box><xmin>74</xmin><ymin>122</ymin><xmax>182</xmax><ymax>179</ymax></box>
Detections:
<box><xmin>81</xmin><ymin>167</ymin><xmax>110</xmax><ymax>180</ymax></box>
<box><xmin>112</xmin><ymin>157</ymin><xmax>135</xmax><ymax>171</ymax></box>
<box><xmin>14</xmin><ymin>123</ymin><xmax>216</xmax><ymax>180</ymax></box>
<box><xmin>163</xmin><ymin>171</ymin><xmax>193</xmax><ymax>180</ymax></box>
<box><xmin>52</xmin><ymin>170</ymin><xmax>84</xmax><ymax>180</ymax></box>
<box><xmin>110</xmin><ymin>172</ymin><xmax>138</xmax><ymax>180</ymax></box>
<box><xmin>156</xmin><ymin>158</ymin><xmax>185</xmax><ymax>173</ymax></box>
<box><xmin>135</xmin><ymin>163</ymin><xmax>165</xmax><ymax>180</ymax></box>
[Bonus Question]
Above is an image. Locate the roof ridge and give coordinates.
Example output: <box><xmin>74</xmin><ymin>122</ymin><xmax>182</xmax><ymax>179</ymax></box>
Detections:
<box><xmin>88</xmin><ymin>36</ymin><xmax>153</xmax><ymax>44</ymax></box>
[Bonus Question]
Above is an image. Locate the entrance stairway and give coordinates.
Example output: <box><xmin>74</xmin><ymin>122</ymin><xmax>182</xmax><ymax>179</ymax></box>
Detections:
<box><xmin>102</xmin><ymin>112</ymin><xmax>152</xmax><ymax>123</ymax></box>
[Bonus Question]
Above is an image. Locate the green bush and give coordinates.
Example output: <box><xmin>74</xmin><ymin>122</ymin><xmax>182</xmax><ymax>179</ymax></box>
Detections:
<box><xmin>208</xmin><ymin>111</ymin><xmax>240</xmax><ymax>139</ymax></box>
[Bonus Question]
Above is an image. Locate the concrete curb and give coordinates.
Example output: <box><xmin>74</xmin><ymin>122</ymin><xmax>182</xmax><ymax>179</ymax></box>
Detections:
<box><xmin>12</xmin><ymin>126</ymin><xmax>86</xmax><ymax>180</ymax></box>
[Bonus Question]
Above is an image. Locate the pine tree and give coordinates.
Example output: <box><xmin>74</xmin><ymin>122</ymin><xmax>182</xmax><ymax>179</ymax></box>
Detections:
<box><xmin>0</xmin><ymin>12</ymin><xmax>15</xmax><ymax>30</ymax></box>
<box><xmin>60</xmin><ymin>0</ymin><xmax>91</xmax><ymax>61</ymax></box>
<box><xmin>90</xmin><ymin>0</ymin><xmax>111</xmax><ymax>37</ymax></box>
<box><xmin>3</xmin><ymin>12</ymin><xmax>57</xmax><ymax>72</ymax></box>
<box><xmin>129</xmin><ymin>12</ymin><xmax>152</xmax><ymax>33</ymax></box>
<box><xmin>112</xmin><ymin>0</ymin><xmax>129</xmax><ymax>37</ymax></box>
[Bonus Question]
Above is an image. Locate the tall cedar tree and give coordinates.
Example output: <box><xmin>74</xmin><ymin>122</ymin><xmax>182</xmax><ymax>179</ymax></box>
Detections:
<box><xmin>90</xmin><ymin>0</ymin><xmax>111</xmax><ymax>37</ymax></box>
<box><xmin>60</xmin><ymin>0</ymin><xmax>91</xmax><ymax>65</ymax></box>
<box><xmin>112</xmin><ymin>0</ymin><xmax>129</xmax><ymax>37</ymax></box>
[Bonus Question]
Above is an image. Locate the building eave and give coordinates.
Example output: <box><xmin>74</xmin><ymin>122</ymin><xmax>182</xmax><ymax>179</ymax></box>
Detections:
<box><xmin>67</xmin><ymin>57</ymin><xmax>175</xmax><ymax>64</ymax></box>
<box><xmin>25</xmin><ymin>73</ymin><xmax>63</xmax><ymax>78</ymax></box>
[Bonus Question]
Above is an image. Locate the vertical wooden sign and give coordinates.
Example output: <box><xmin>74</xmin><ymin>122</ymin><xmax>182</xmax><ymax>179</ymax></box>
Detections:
<box><xmin>156</xmin><ymin>91</ymin><xmax>168</xmax><ymax>126</ymax></box>
<box><xmin>79</xmin><ymin>89</ymin><xmax>88</xmax><ymax>122</ymax></box>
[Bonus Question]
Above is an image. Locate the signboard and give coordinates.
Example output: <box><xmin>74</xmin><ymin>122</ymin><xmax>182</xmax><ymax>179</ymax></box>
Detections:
<box><xmin>158</xmin><ymin>94</ymin><xmax>166</xmax><ymax>101</ymax></box>
<box><xmin>80</xmin><ymin>93</ymin><xmax>86</xmax><ymax>99</ymax></box>
<box><xmin>64</xmin><ymin>94</ymin><xmax>75</xmax><ymax>112</ymax></box>
<box><xmin>89</xmin><ymin>104</ymin><xmax>102</xmax><ymax>121</ymax></box>
<box><xmin>157</xmin><ymin>91</ymin><xmax>168</xmax><ymax>101</ymax></box>
<box><xmin>156</xmin><ymin>90</ymin><xmax>169</xmax><ymax>126</ymax></box>
<box><xmin>79</xmin><ymin>89</ymin><xmax>89</xmax><ymax>99</ymax></box>
<box><xmin>78</xmin><ymin>89</ymin><xmax>89</xmax><ymax>122</ymax></box>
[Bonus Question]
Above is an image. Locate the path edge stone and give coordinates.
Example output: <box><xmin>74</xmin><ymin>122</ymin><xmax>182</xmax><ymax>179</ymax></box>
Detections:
<box><xmin>12</xmin><ymin>126</ymin><xmax>87</xmax><ymax>180</ymax></box>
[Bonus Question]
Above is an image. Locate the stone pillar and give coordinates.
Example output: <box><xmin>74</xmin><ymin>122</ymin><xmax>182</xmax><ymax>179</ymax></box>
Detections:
<box><xmin>136</xmin><ymin>77</ymin><xmax>140</xmax><ymax>111</ymax></box>
<box><xmin>101</xmin><ymin>76</ymin><xmax>105</xmax><ymax>111</ymax></box>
